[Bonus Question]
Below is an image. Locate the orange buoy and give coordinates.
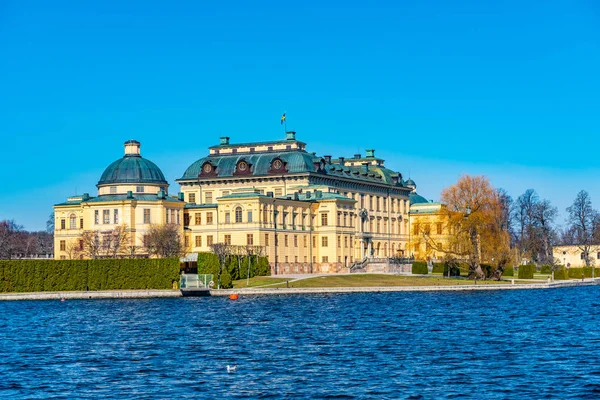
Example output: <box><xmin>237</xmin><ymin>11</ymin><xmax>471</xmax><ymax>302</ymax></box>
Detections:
<box><xmin>229</xmin><ymin>293</ymin><xmax>239</xmax><ymax>300</ymax></box>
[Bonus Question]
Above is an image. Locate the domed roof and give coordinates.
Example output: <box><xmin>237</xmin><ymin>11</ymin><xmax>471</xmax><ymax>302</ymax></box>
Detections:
<box><xmin>97</xmin><ymin>141</ymin><xmax>168</xmax><ymax>186</ymax></box>
<box><xmin>405</xmin><ymin>178</ymin><xmax>416</xmax><ymax>187</ymax></box>
<box><xmin>409</xmin><ymin>192</ymin><xmax>428</xmax><ymax>205</ymax></box>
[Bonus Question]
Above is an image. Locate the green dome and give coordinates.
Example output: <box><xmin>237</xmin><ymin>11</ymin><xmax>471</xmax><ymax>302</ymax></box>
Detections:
<box><xmin>409</xmin><ymin>192</ymin><xmax>428</xmax><ymax>205</ymax></box>
<box><xmin>98</xmin><ymin>151</ymin><xmax>167</xmax><ymax>186</ymax></box>
<box><xmin>405</xmin><ymin>178</ymin><xmax>416</xmax><ymax>187</ymax></box>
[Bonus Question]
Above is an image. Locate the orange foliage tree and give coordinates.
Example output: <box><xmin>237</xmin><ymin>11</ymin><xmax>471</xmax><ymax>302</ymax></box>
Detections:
<box><xmin>440</xmin><ymin>175</ymin><xmax>513</xmax><ymax>279</ymax></box>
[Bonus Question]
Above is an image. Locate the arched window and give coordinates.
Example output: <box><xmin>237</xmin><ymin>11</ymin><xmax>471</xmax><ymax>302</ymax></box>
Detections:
<box><xmin>69</xmin><ymin>214</ymin><xmax>77</xmax><ymax>229</ymax></box>
<box><xmin>235</xmin><ymin>207</ymin><xmax>243</xmax><ymax>223</ymax></box>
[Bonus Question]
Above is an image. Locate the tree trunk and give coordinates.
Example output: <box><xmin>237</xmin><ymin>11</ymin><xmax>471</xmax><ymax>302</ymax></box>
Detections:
<box><xmin>470</xmin><ymin>228</ymin><xmax>485</xmax><ymax>279</ymax></box>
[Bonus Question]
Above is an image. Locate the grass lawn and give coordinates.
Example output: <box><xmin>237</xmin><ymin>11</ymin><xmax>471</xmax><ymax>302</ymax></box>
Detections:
<box><xmin>232</xmin><ymin>276</ymin><xmax>289</xmax><ymax>289</ymax></box>
<box><xmin>265</xmin><ymin>274</ymin><xmax>516</xmax><ymax>288</ymax></box>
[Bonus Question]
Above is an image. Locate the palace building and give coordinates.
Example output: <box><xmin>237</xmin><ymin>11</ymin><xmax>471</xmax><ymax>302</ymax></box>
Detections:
<box><xmin>54</xmin><ymin>132</ymin><xmax>433</xmax><ymax>274</ymax></box>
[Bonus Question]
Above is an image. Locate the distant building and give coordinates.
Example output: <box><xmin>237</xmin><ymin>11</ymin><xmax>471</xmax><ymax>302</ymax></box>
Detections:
<box><xmin>553</xmin><ymin>245</ymin><xmax>600</xmax><ymax>267</ymax></box>
<box><xmin>407</xmin><ymin>180</ymin><xmax>452</xmax><ymax>261</ymax></box>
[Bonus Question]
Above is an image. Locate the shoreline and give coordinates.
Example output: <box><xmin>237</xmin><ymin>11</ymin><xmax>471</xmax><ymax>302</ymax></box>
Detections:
<box><xmin>0</xmin><ymin>279</ymin><xmax>597</xmax><ymax>301</ymax></box>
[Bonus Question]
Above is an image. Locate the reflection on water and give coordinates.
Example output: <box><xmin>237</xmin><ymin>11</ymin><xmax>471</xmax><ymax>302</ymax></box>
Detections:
<box><xmin>1</xmin><ymin>287</ymin><xmax>600</xmax><ymax>398</ymax></box>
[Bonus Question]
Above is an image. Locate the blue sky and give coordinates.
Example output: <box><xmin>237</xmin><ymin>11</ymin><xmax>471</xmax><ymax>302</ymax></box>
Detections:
<box><xmin>1</xmin><ymin>0</ymin><xmax>599</xmax><ymax>231</ymax></box>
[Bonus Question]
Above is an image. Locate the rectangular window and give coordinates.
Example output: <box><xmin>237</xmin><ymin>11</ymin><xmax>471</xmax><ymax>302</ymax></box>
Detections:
<box><xmin>143</xmin><ymin>209</ymin><xmax>151</xmax><ymax>224</ymax></box>
<box><xmin>113</xmin><ymin>209</ymin><xmax>119</xmax><ymax>224</ymax></box>
<box><xmin>337</xmin><ymin>213</ymin><xmax>341</xmax><ymax>226</ymax></box>
<box><xmin>284</xmin><ymin>235</ymin><xmax>288</xmax><ymax>246</ymax></box>
<box><xmin>61</xmin><ymin>219</ymin><xmax>66</xmax><ymax>230</ymax></box>
<box><xmin>166</xmin><ymin>210</ymin><xmax>170</xmax><ymax>224</ymax></box>
<box><xmin>414</xmin><ymin>223</ymin><xmax>420</xmax><ymax>235</ymax></box>
<box><xmin>424</xmin><ymin>224</ymin><xmax>430</xmax><ymax>235</ymax></box>
<box><xmin>224</xmin><ymin>235</ymin><xmax>231</xmax><ymax>245</ymax></box>
<box><xmin>294</xmin><ymin>235</ymin><xmax>298</xmax><ymax>247</ymax></box>
<box><xmin>321</xmin><ymin>213</ymin><xmax>328</xmax><ymax>226</ymax></box>
<box><xmin>322</xmin><ymin>237</ymin><xmax>328</xmax><ymax>247</ymax></box>
<box><xmin>295</xmin><ymin>256</ymin><xmax>298</xmax><ymax>263</ymax></box>
<box><xmin>195</xmin><ymin>236</ymin><xmax>202</xmax><ymax>247</ymax></box>
<box><xmin>195</xmin><ymin>213</ymin><xmax>201</xmax><ymax>225</ymax></box>
<box><xmin>313</xmin><ymin>239</ymin><xmax>316</xmax><ymax>248</ymax></box>
<box><xmin>110</xmin><ymin>186</ymin><xmax>117</xmax><ymax>194</ymax></box>
<box><xmin>184</xmin><ymin>214</ymin><xmax>190</xmax><ymax>226</ymax></box>
<box><xmin>437</xmin><ymin>223</ymin><xmax>443</xmax><ymax>235</ymax></box>
<box><xmin>247</xmin><ymin>211</ymin><xmax>253</xmax><ymax>223</ymax></box>
<box><xmin>275</xmin><ymin>188</ymin><xmax>283</xmax><ymax>196</ymax></box>
<box><xmin>80</xmin><ymin>218</ymin><xmax>84</xmax><ymax>229</ymax></box>
<box><xmin>344</xmin><ymin>236</ymin><xmax>348</xmax><ymax>248</ymax></box>
<box><xmin>322</xmin><ymin>256</ymin><xmax>328</xmax><ymax>263</ymax></box>
<box><xmin>304</xmin><ymin>256</ymin><xmax>307</xmax><ymax>263</ymax></box>
<box><xmin>337</xmin><ymin>236</ymin><xmax>341</xmax><ymax>248</ymax></box>
<box><xmin>303</xmin><ymin>236</ymin><xmax>307</xmax><ymax>248</ymax></box>
<box><xmin>205</xmin><ymin>192</ymin><xmax>213</xmax><ymax>203</ymax></box>
<box><xmin>136</xmin><ymin>186</ymin><xmax>144</xmax><ymax>193</ymax></box>
<box><xmin>189</xmin><ymin>193</ymin><xmax>196</xmax><ymax>203</ymax></box>
<box><xmin>225</xmin><ymin>212</ymin><xmax>231</xmax><ymax>224</ymax></box>
<box><xmin>94</xmin><ymin>210</ymin><xmax>99</xmax><ymax>225</ymax></box>
<box><xmin>222</xmin><ymin>191</ymin><xmax>230</xmax><ymax>196</ymax></box>
<box><xmin>285</xmin><ymin>256</ymin><xmax>288</xmax><ymax>263</ymax></box>
<box><xmin>207</xmin><ymin>212</ymin><xmax>213</xmax><ymax>224</ymax></box>
<box><xmin>207</xmin><ymin>235</ymin><xmax>213</xmax><ymax>246</ymax></box>
<box><xmin>103</xmin><ymin>210</ymin><xmax>110</xmax><ymax>224</ymax></box>
<box><xmin>184</xmin><ymin>236</ymin><xmax>189</xmax><ymax>247</ymax></box>
<box><xmin>383</xmin><ymin>197</ymin><xmax>387</xmax><ymax>211</ymax></box>
<box><xmin>60</xmin><ymin>240</ymin><xmax>66</xmax><ymax>251</ymax></box>
<box><xmin>247</xmin><ymin>234</ymin><xmax>254</xmax><ymax>245</ymax></box>
<box><xmin>265</xmin><ymin>234</ymin><xmax>269</xmax><ymax>246</ymax></box>
<box><xmin>376</xmin><ymin>196</ymin><xmax>380</xmax><ymax>211</ymax></box>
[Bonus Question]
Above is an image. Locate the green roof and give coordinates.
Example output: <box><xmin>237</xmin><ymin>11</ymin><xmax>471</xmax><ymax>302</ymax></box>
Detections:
<box><xmin>98</xmin><ymin>155</ymin><xmax>167</xmax><ymax>186</ymax></box>
<box><xmin>218</xmin><ymin>192</ymin><xmax>270</xmax><ymax>200</ymax></box>
<box><xmin>409</xmin><ymin>192</ymin><xmax>429</xmax><ymax>205</ymax></box>
<box><xmin>185</xmin><ymin>203</ymin><xmax>218</xmax><ymax>209</ymax></box>
<box><xmin>55</xmin><ymin>193</ymin><xmax>183</xmax><ymax>206</ymax></box>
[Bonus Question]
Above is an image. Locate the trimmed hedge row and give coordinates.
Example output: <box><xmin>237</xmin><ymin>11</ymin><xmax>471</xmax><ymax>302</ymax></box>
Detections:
<box><xmin>503</xmin><ymin>267</ymin><xmax>514</xmax><ymax>277</ymax></box>
<box><xmin>412</xmin><ymin>261</ymin><xmax>428</xmax><ymax>275</ymax></box>
<box><xmin>196</xmin><ymin>252</ymin><xmax>271</xmax><ymax>289</ymax></box>
<box><xmin>0</xmin><ymin>258</ymin><xmax>180</xmax><ymax>293</ymax></box>
<box><xmin>518</xmin><ymin>264</ymin><xmax>536</xmax><ymax>279</ymax></box>
<box><xmin>567</xmin><ymin>267</ymin><xmax>600</xmax><ymax>279</ymax></box>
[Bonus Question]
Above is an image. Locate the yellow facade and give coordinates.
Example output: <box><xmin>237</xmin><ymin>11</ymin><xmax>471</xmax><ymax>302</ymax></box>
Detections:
<box><xmin>54</xmin><ymin>140</ymin><xmax>185</xmax><ymax>259</ymax></box>
<box><xmin>177</xmin><ymin>133</ymin><xmax>414</xmax><ymax>274</ymax></box>
<box><xmin>553</xmin><ymin>245</ymin><xmax>600</xmax><ymax>267</ymax></box>
<box><xmin>55</xmin><ymin>134</ymin><xmax>433</xmax><ymax>274</ymax></box>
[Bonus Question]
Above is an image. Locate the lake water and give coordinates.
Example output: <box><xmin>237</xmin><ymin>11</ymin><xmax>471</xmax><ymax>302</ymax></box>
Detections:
<box><xmin>1</xmin><ymin>287</ymin><xmax>599</xmax><ymax>399</ymax></box>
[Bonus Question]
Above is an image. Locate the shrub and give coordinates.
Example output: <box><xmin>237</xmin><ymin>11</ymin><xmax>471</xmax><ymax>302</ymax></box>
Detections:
<box><xmin>443</xmin><ymin>261</ymin><xmax>461</xmax><ymax>277</ymax></box>
<box><xmin>432</xmin><ymin>263</ymin><xmax>444</xmax><ymax>274</ymax></box>
<box><xmin>567</xmin><ymin>267</ymin><xmax>600</xmax><ymax>279</ymax></box>
<box><xmin>503</xmin><ymin>267</ymin><xmax>514</xmax><ymax>277</ymax></box>
<box><xmin>540</xmin><ymin>265</ymin><xmax>552</xmax><ymax>274</ymax></box>
<box><xmin>518</xmin><ymin>264</ymin><xmax>536</xmax><ymax>279</ymax></box>
<box><xmin>220</xmin><ymin>268</ymin><xmax>233</xmax><ymax>289</ymax></box>
<box><xmin>554</xmin><ymin>266</ymin><xmax>568</xmax><ymax>280</ymax></box>
<box><xmin>412</xmin><ymin>261</ymin><xmax>428</xmax><ymax>275</ymax></box>
<box><xmin>0</xmin><ymin>258</ymin><xmax>180</xmax><ymax>292</ymax></box>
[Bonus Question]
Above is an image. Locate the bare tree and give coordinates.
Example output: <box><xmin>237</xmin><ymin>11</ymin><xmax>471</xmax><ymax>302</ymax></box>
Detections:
<box><xmin>566</xmin><ymin>190</ymin><xmax>598</xmax><ymax>266</ymax></box>
<box><xmin>0</xmin><ymin>220</ymin><xmax>23</xmax><ymax>259</ymax></box>
<box><xmin>211</xmin><ymin>243</ymin><xmax>231</xmax><ymax>289</ymax></box>
<box><xmin>145</xmin><ymin>224</ymin><xmax>186</xmax><ymax>258</ymax></box>
<box><xmin>80</xmin><ymin>231</ymin><xmax>102</xmax><ymax>259</ymax></box>
<box><xmin>100</xmin><ymin>225</ymin><xmax>131</xmax><ymax>258</ymax></box>
<box><xmin>46</xmin><ymin>212</ymin><xmax>55</xmax><ymax>234</ymax></box>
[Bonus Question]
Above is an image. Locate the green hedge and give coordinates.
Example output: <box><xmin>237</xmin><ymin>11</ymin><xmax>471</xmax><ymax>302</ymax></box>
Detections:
<box><xmin>432</xmin><ymin>263</ymin><xmax>444</xmax><ymax>274</ymax></box>
<box><xmin>443</xmin><ymin>261</ymin><xmax>461</xmax><ymax>277</ymax></box>
<box><xmin>503</xmin><ymin>267</ymin><xmax>514</xmax><ymax>277</ymax></box>
<box><xmin>0</xmin><ymin>258</ymin><xmax>180</xmax><ymax>293</ymax></box>
<box><xmin>518</xmin><ymin>264</ymin><xmax>536</xmax><ymax>279</ymax></box>
<box><xmin>412</xmin><ymin>261</ymin><xmax>428</xmax><ymax>275</ymax></box>
<box><xmin>567</xmin><ymin>267</ymin><xmax>600</xmax><ymax>279</ymax></box>
<box><xmin>554</xmin><ymin>266</ymin><xmax>568</xmax><ymax>280</ymax></box>
<box><xmin>196</xmin><ymin>252</ymin><xmax>271</xmax><ymax>289</ymax></box>
<box><xmin>540</xmin><ymin>265</ymin><xmax>552</xmax><ymax>274</ymax></box>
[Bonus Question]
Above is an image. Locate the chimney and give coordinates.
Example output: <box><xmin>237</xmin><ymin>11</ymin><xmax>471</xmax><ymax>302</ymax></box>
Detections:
<box><xmin>219</xmin><ymin>136</ymin><xmax>230</xmax><ymax>145</ymax></box>
<box><xmin>338</xmin><ymin>157</ymin><xmax>345</xmax><ymax>165</ymax></box>
<box><xmin>286</xmin><ymin>131</ymin><xmax>296</xmax><ymax>140</ymax></box>
<box><xmin>306</xmin><ymin>191</ymin><xmax>311</xmax><ymax>199</ymax></box>
<box><xmin>124</xmin><ymin>140</ymin><xmax>141</xmax><ymax>156</ymax></box>
<box><xmin>158</xmin><ymin>190</ymin><xmax>165</xmax><ymax>199</ymax></box>
<box><xmin>82</xmin><ymin>193</ymin><xmax>90</xmax><ymax>201</ymax></box>
<box><xmin>362</xmin><ymin>163</ymin><xmax>369</xmax><ymax>173</ymax></box>
<box><xmin>324</xmin><ymin>155</ymin><xmax>332</xmax><ymax>164</ymax></box>
<box><xmin>127</xmin><ymin>191</ymin><xmax>134</xmax><ymax>199</ymax></box>
<box><xmin>267</xmin><ymin>191</ymin><xmax>274</xmax><ymax>198</ymax></box>
<box><xmin>315</xmin><ymin>190</ymin><xmax>323</xmax><ymax>199</ymax></box>
<box><xmin>366</xmin><ymin>149</ymin><xmax>375</xmax><ymax>158</ymax></box>
<box><xmin>354</xmin><ymin>153</ymin><xmax>361</xmax><ymax>159</ymax></box>
<box><xmin>178</xmin><ymin>192</ymin><xmax>184</xmax><ymax>201</ymax></box>
<box><xmin>294</xmin><ymin>192</ymin><xmax>299</xmax><ymax>201</ymax></box>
